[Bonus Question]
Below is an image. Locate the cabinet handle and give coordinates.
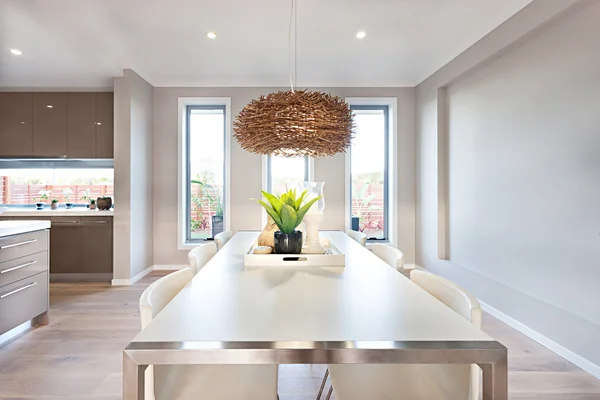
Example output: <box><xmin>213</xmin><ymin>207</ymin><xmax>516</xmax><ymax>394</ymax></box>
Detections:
<box><xmin>0</xmin><ymin>282</ymin><xmax>37</xmax><ymax>299</ymax></box>
<box><xmin>53</xmin><ymin>221</ymin><xmax>80</xmax><ymax>225</ymax></box>
<box><xmin>0</xmin><ymin>238</ymin><xmax>38</xmax><ymax>250</ymax></box>
<box><xmin>0</xmin><ymin>260</ymin><xmax>37</xmax><ymax>274</ymax></box>
<box><xmin>91</xmin><ymin>220</ymin><xmax>109</xmax><ymax>224</ymax></box>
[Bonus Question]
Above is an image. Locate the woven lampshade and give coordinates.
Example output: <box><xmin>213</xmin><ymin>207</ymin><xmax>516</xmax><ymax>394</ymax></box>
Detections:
<box><xmin>233</xmin><ymin>89</ymin><xmax>355</xmax><ymax>157</ymax></box>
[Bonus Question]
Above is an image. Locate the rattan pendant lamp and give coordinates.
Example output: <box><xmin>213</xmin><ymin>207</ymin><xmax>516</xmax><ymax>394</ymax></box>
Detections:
<box><xmin>233</xmin><ymin>0</ymin><xmax>354</xmax><ymax>158</ymax></box>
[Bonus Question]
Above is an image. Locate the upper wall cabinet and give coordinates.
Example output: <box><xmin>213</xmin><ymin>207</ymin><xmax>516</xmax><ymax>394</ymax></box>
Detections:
<box><xmin>0</xmin><ymin>91</ymin><xmax>114</xmax><ymax>159</ymax></box>
<box><xmin>67</xmin><ymin>93</ymin><xmax>96</xmax><ymax>158</ymax></box>
<box><xmin>95</xmin><ymin>92</ymin><xmax>114</xmax><ymax>159</ymax></box>
<box><xmin>34</xmin><ymin>92</ymin><xmax>68</xmax><ymax>157</ymax></box>
<box><xmin>0</xmin><ymin>92</ymin><xmax>34</xmax><ymax>157</ymax></box>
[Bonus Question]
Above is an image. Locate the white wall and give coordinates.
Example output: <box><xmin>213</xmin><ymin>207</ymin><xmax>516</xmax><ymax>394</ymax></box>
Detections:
<box><xmin>113</xmin><ymin>69</ymin><xmax>154</xmax><ymax>280</ymax></box>
<box><xmin>153</xmin><ymin>87</ymin><xmax>415</xmax><ymax>266</ymax></box>
<box><xmin>416</xmin><ymin>0</ymin><xmax>600</xmax><ymax>371</ymax></box>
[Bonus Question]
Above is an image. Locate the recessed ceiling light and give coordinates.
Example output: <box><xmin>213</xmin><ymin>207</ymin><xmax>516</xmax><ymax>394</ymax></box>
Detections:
<box><xmin>9</xmin><ymin>48</ymin><xmax>22</xmax><ymax>55</ymax></box>
<box><xmin>46</xmin><ymin>105</ymin><xmax>53</xmax><ymax>108</ymax></box>
<box><xmin>207</xmin><ymin>32</ymin><xmax>217</xmax><ymax>39</ymax></box>
<box><xmin>356</xmin><ymin>31</ymin><xmax>366</xmax><ymax>39</ymax></box>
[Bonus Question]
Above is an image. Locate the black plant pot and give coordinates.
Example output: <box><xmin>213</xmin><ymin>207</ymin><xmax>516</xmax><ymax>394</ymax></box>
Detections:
<box><xmin>212</xmin><ymin>215</ymin><xmax>224</xmax><ymax>238</ymax></box>
<box><xmin>273</xmin><ymin>230</ymin><xmax>303</xmax><ymax>254</ymax></box>
<box><xmin>351</xmin><ymin>216</ymin><xmax>360</xmax><ymax>231</ymax></box>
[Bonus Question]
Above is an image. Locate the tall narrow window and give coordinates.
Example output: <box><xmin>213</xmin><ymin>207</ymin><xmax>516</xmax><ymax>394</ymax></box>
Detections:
<box><xmin>266</xmin><ymin>156</ymin><xmax>309</xmax><ymax>194</ymax></box>
<box><xmin>186</xmin><ymin>105</ymin><xmax>226</xmax><ymax>241</ymax></box>
<box><xmin>350</xmin><ymin>106</ymin><xmax>388</xmax><ymax>240</ymax></box>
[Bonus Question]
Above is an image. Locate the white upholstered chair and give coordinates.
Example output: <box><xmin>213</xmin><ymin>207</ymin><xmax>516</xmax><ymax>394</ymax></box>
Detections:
<box><xmin>326</xmin><ymin>270</ymin><xmax>482</xmax><ymax>400</ymax></box>
<box><xmin>214</xmin><ymin>230</ymin><xmax>233</xmax><ymax>251</ymax></box>
<box><xmin>346</xmin><ymin>230</ymin><xmax>367</xmax><ymax>247</ymax></box>
<box><xmin>371</xmin><ymin>243</ymin><xmax>404</xmax><ymax>271</ymax></box>
<box><xmin>140</xmin><ymin>269</ymin><xmax>279</xmax><ymax>400</ymax></box>
<box><xmin>187</xmin><ymin>242</ymin><xmax>217</xmax><ymax>275</ymax></box>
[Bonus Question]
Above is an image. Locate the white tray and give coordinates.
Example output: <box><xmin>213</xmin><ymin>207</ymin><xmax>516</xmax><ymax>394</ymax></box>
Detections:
<box><xmin>244</xmin><ymin>237</ymin><xmax>345</xmax><ymax>268</ymax></box>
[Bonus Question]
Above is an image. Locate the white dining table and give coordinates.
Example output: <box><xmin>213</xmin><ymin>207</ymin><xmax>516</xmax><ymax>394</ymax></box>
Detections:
<box><xmin>124</xmin><ymin>231</ymin><xmax>507</xmax><ymax>399</ymax></box>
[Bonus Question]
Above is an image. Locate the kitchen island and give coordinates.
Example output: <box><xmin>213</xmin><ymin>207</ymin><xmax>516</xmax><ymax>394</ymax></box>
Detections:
<box><xmin>0</xmin><ymin>220</ymin><xmax>51</xmax><ymax>345</ymax></box>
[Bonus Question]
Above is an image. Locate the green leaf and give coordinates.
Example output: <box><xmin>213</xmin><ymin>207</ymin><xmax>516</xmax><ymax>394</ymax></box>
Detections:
<box><xmin>280</xmin><ymin>193</ymin><xmax>289</xmax><ymax>206</ymax></box>
<box><xmin>261</xmin><ymin>191</ymin><xmax>283</xmax><ymax>214</ymax></box>
<box><xmin>295</xmin><ymin>196</ymin><xmax>321</xmax><ymax>225</ymax></box>
<box><xmin>284</xmin><ymin>195</ymin><xmax>296</xmax><ymax>208</ymax></box>
<box><xmin>255</xmin><ymin>200</ymin><xmax>284</xmax><ymax>231</ymax></box>
<box><xmin>294</xmin><ymin>190</ymin><xmax>308</xmax><ymax>210</ymax></box>
<box><xmin>280</xmin><ymin>204</ymin><xmax>298</xmax><ymax>234</ymax></box>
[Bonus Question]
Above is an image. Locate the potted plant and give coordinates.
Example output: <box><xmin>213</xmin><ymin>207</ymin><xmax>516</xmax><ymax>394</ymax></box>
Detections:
<box><xmin>81</xmin><ymin>189</ymin><xmax>91</xmax><ymax>208</ymax></box>
<box><xmin>191</xmin><ymin>176</ymin><xmax>224</xmax><ymax>238</ymax></box>
<box><xmin>211</xmin><ymin>193</ymin><xmax>224</xmax><ymax>238</ymax></box>
<box><xmin>89</xmin><ymin>199</ymin><xmax>97</xmax><ymax>210</ymax></box>
<box><xmin>36</xmin><ymin>189</ymin><xmax>50</xmax><ymax>210</ymax></box>
<box><xmin>351</xmin><ymin>184</ymin><xmax>377</xmax><ymax>232</ymax></box>
<box><xmin>63</xmin><ymin>188</ymin><xmax>74</xmax><ymax>209</ymax></box>
<box><xmin>51</xmin><ymin>199</ymin><xmax>59</xmax><ymax>210</ymax></box>
<box><xmin>255</xmin><ymin>189</ymin><xmax>321</xmax><ymax>254</ymax></box>
<box><xmin>96</xmin><ymin>196</ymin><xmax>112</xmax><ymax>210</ymax></box>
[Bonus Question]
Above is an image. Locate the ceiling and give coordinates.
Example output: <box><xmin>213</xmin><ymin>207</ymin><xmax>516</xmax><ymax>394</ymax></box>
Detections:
<box><xmin>0</xmin><ymin>0</ymin><xmax>533</xmax><ymax>88</ymax></box>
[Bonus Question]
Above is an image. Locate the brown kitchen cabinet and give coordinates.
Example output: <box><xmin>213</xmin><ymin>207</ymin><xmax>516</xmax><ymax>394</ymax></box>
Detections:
<box><xmin>0</xmin><ymin>91</ymin><xmax>113</xmax><ymax>159</ymax></box>
<box><xmin>49</xmin><ymin>217</ymin><xmax>82</xmax><ymax>274</ymax></box>
<box><xmin>95</xmin><ymin>92</ymin><xmax>114</xmax><ymax>158</ymax></box>
<box><xmin>67</xmin><ymin>93</ymin><xmax>96</xmax><ymax>158</ymax></box>
<box><xmin>0</xmin><ymin>92</ymin><xmax>34</xmax><ymax>157</ymax></box>
<box><xmin>33</xmin><ymin>92</ymin><xmax>68</xmax><ymax>157</ymax></box>
<box><xmin>0</xmin><ymin>215</ymin><xmax>113</xmax><ymax>280</ymax></box>
<box><xmin>81</xmin><ymin>216</ymin><xmax>113</xmax><ymax>274</ymax></box>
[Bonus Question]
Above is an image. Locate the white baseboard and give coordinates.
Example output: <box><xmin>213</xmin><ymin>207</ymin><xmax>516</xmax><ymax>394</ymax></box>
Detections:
<box><xmin>153</xmin><ymin>264</ymin><xmax>188</xmax><ymax>271</ymax></box>
<box><xmin>0</xmin><ymin>320</ymin><xmax>33</xmax><ymax>347</ymax></box>
<box><xmin>111</xmin><ymin>265</ymin><xmax>153</xmax><ymax>286</ymax></box>
<box><xmin>111</xmin><ymin>265</ymin><xmax>188</xmax><ymax>285</ymax></box>
<box><xmin>481</xmin><ymin>301</ymin><xmax>600</xmax><ymax>380</ymax></box>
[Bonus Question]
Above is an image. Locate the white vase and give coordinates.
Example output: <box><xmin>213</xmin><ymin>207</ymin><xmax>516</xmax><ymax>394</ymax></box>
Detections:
<box><xmin>288</xmin><ymin>182</ymin><xmax>326</xmax><ymax>254</ymax></box>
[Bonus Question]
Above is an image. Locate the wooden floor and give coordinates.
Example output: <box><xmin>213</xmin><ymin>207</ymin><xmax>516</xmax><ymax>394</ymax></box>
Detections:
<box><xmin>1</xmin><ymin>272</ymin><xmax>599</xmax><ymax>400</ymax></box>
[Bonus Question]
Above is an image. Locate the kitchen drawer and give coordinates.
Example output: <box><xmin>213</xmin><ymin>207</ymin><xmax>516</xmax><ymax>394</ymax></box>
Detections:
<box><xmin>0</xmin><ymin>251</ymin><xmax>48</xmax><ymax>288</ymax></box>
<box><xmin>0</xmin><ymin>271</ymin><xmax>48</xmax><ymax>335</ymax></box>
<box><xmin>0</xmin><ymin>230</ymin><xmax>48</xmax><ymax>263</ymax></box>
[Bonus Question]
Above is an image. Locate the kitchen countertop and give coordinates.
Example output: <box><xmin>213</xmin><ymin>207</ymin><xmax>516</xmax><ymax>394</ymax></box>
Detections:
<box><xmin>0</xmin><ymin>208</ymin><xmax>114</xmax><ymax>217</ymax></box>
<box><xmin>0</xmin><ymin>220</ymin><xmax>51</xmax><ymax>237</ymax></box>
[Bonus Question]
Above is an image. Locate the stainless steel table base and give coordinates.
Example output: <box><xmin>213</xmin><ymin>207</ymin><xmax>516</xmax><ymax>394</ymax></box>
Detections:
<box><xmin>123</xmin><ymin>340</ymin><xmax>508</xmax><ymax>400</ymax></box>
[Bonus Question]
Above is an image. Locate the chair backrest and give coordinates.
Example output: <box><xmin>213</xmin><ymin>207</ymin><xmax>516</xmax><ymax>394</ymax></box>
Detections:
<box><xmin>410</xmin><ymin>270</ymin><xmax>481</xmax><ymax>326</ymax></box>
<box><xmin>187</xmin><ymin>242</ymin><xmax>217</xmax><ymax>275</ymax></box>
<box><xmin>139</xmin><ymin>269</ymin><xmax>193</xmax><ymax>400</ymax></box>
<box><xmin>410</xmin><ymin>269</ymin><xmax>482</xmax><ymax>400</ymax></box>
<box><xmin>372</xmin><ymin>243</ymin><xmax>404</xmax><ymax>271</ymax></box>
<box><xmin>214</xmin><ymin>230</ymin><xmax>233</xmax><ymax>251</ymax></box>
<box><xmin>139</xmin><ymin>268</ymin><xmax>193</xmax><ymax>330</ymax></box>
<box><xmin>346</xmin><ymin>230</ymin><xmax>367</xmax><ymax>247</ymax></box>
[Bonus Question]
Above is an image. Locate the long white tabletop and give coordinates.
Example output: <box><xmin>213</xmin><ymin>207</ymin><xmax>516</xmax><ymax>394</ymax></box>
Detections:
<box><xmin>124</xmin><ymin>231</ymin><xmax>507</xmax><ymax>399</ymax></box>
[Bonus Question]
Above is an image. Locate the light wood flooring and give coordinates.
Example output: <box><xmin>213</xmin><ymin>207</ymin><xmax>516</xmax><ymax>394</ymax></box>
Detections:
<box><xmin>1</xmin><ymin>271</ymin><xmax>599</xmax><ymax>399</ymax></box>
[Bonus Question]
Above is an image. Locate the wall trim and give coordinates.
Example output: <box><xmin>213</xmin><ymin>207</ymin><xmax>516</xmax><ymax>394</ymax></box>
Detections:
<box><xmin>111</xmin><ymin>265</ymin><xmax>153</xmax><ymax>286</ymax></box>
<box><xmin>412</xmin><ymin>263</ymin><xmax>600</xmax><ymax>379</ymax></box>
<box><xmin>480</xmin><ymin>301</ymin><xmax>600</xmax><ymax>380</ymax></box>
<box><xmin>111</xmin><ymin>265</ymin><xmax>188</xmax><ymax>285</ymax></box>
<box><xmin>153</xmin><ymin>264</ymin><xmax>188</xmax><ymax>271</ymax></box>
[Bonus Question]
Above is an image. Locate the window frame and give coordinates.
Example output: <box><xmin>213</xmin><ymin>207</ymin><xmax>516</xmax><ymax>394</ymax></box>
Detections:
<box><xmin>349</xmin><ymin>105</ymin><xmax>389</xmax><ymax>241</ymax></box>
<box><xmin>177</xmin><ymin>98</ymin><xmax>231</xmax><ymax>249</ymax></box>
<box><xmin>345</xmin><ymin>97</ymin><xmax>398</xmax><ymax>247</ymax></box>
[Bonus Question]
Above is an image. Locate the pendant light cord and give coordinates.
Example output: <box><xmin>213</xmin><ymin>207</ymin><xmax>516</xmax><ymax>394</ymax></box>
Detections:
<box><xmin>288</xmin><ymin>0</ymin><xmax>296</xmax><ymax>92</ymax></box>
